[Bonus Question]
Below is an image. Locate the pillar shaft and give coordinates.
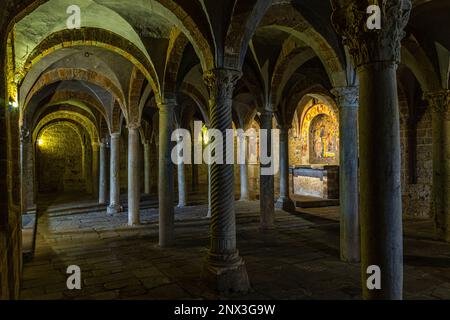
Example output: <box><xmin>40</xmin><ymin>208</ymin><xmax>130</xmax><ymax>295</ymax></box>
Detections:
<box><xmin>98</xmin><ymin>142</ymin><xmax>107</xmax><ymax>204</ymax></box>
<box><xmin>107</xmin><ymin>133</ymin><xmax>122</xmax><ymax>214</ymax></box>
<box><xmin>332</xmin><ymin>87</ymin><xmax>360</xmax><ymax>263</ymax></box>
<box><xmin>239</xmin><ymin>164</ymin><xmax>249</xmax><ymax>201</ymax></box>
<box><xmin>260</xmin><ymin>111</ymin><xmax>275</xmax><ymax>228</ymax></box>
<box><xmin>238</xmin><ymin>133</ymin><xmax>249</xmax><ymax>201</ymax></box>
<box><xmin>424</xmin><ymin>91</ymin><xmax>450</xmax><ymax>241</ymax></box>
<box><xmin>202</xmin><ymin>68</ymin><xmax>249</xmax><ymax>292</ymax></box>
<box><xmin>177</xmin><ymin>161</ymin><xmax>187</xmax><ymax>207</ymax></box>
<box><xmin>159</xmin><ymin>103</ymin><xmax>175</xmax><ymax>247</ymax></box>
<box><xmin>276</xmin><ymin>126</ymin><xmax>295</xmax><ymax>212</ymax></box>
<box><xmin>144</xmin><ymin>142</ymin><xmax>151</xmax><ymax>195</ymax></box>
<box><xmin>92</xmin><ymin>143</ymin><xmax>100</xmax><ymax>197</ymax></box>
<box><xmin>128</xmin><ymin>126</ymin><xmax>140</xmax><ymax>226</ymax></box>
<box><xmin>332</xmin><ymin>0</ymin><xmax>411</xmax><ymax>299</ymax></box>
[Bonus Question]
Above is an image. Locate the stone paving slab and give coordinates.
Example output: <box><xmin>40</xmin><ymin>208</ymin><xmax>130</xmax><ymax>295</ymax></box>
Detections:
<box><xmin>21</xmin><ymin>201</ymin><xmax>450</xmax><ymax>300</ymax></box>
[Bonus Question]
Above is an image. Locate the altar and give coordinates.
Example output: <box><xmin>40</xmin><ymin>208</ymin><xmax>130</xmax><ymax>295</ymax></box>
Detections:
<box><xmin>289</xmin><ymin>102</ymin><xmax>340</xmax><ymax>200</ymax></box>
<box><xmin>290</xmin><ymin>165</ymin><xmax>339</xmax><ymax>199</ymax></box>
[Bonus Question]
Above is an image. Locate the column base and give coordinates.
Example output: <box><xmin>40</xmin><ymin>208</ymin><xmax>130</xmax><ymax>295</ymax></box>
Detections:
<box><xmin>202</xmin><ymin>252</ymin><xmax>250</xmax><ymax>293</ymax></box>
<box><xmin>275</xmin><ymin>197</ymin><xmax>296</xmax><ymax>212</ymax></box>
<box><xmin>239</xmin><ymin>196</ymin><xmax>250</xmax><ymax>202</ymax></box>
<box><xmin>107</xmin><ymin>204</ymin><xmax>122</xmax><ymax>215</ymax></box>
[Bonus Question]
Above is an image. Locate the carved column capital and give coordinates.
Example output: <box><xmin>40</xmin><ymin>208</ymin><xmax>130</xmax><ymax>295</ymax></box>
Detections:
<box><xmin>158</xmin><ymin>101</ymin><xmax>177</xmax><ymax>113</ymax></box>
<box><xmin>127</xmin><ymin>123</ymin><xmax>140</xmax><ymax>130</ymax></box>
<box><xmin>203</xmin><ymin>68</ymin><xmax>242</xmax><ymax>101</ymax></box>
<box><xmin>423</xmin><ymin>90</ymin><xmax>450</xmax><ymax>114</ymax></box>
<box><xmin>110</xmin><ymin>132</ymin><xmax>121</xmax><ymax>139</ymax></box>
<box><xmin>332</xmin><ymin>86</ymin><xmax>359</xmax><ymax>109</ymax></box>
<box><xmin>331</xmin><ymin>1</ymin><xmax>412</xmax><ymax>69</ymax></box>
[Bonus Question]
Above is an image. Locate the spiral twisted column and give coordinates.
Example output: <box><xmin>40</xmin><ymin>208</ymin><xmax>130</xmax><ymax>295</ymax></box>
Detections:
<box><xmin>202</xmin><ymin>68</ymin><xmax>250</xmax><ymax>293</ymax></box>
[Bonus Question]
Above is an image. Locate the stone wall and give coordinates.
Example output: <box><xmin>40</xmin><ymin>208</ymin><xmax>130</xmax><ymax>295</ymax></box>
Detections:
<box><xmin>399</xmin><ymin>92</ymin><xmax>433</xmax><ymax>218</ymax></box>
<box><xmin>36</xmin><ymin>123</ymin><xmax>88</xmax><ymax>194</ymax></box>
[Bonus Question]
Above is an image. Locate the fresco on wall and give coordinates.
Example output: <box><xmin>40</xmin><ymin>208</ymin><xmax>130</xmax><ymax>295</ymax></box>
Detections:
<box><xmin>309</xmin><ymin>114</ymin><xmax>338</xmax><ymax>164</ymax></box>
<box><xmin>299</xmin><ymin>103</ymin><xmax>339</xmax><ymax>165</ymax></box>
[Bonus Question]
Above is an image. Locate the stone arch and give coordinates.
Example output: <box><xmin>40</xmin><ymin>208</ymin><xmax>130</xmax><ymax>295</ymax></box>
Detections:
<box><xmin>270</xmin><ymin>38</ymin><xmax>317</xmax><ymax>107</ymax></box>
<box><xmin>259</xmin><ymin>3</ymin><xmax>347</xmax><ymax>87</ymax></box>
<box><xmin>401</xmin><ymin>38</ymin><xmax>441</xmax><ymax>93</ymax></box>
<box><xmin>32</xmin><ymin>110</ymin><xmax>99</xmax><ymax>144</ymax></box>
<box><xmin>163</xmin><ymin>30</ymin><xmax>190</xmax><ymax>99</ymax></box>
<box><xmin>9</xmin><ymin>0</ymin><xmax>215</xmax><ymax>72</ymax></box>
<box><xmin>23</xmin><ymin>68</ymin><xmax>126</xmax><ymax>118</ymax></box>
<box><xmin>224</xmin><ymin>0</ymin><xmax>272</xmax><ymax>69</ymax></box>
<box><xmin>19</xmin><ymin>28</ymin><xmax>160</xmax><ymax>97</ymax></box>
<box><xmin>128</xmin><ymin>67</ymin><xmax>147</xmax><ymax>126</ymax></box>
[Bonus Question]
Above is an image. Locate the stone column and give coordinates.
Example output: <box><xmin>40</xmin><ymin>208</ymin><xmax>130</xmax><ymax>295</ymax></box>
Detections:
<box><xmin>423</xmin><ymin>90</ymin><xmax>450</xmax><ymax>241</ymax></box>
<box><xmin>158</xmin><ymin>102</ymin><xmax>175</xmax><ymax>247</ymax></box>
<box><xmin>92</xmin><ymin>142</ymin><xmax>100</xmax><ymax>197</ymax></box>
<box><xmin>202</xmin><ymin>68</ymin><xmax>250</xmax><ymax>292</ymax></box>
<box><xmin>98</xmin><ymin>142</ymin><xmax>107</xmax><ymax>204</ymax></box>
<box><xmin>260</xmin><ymin>111</ymin><xmax>275</xmax><ymax>229</ymax></box>
<box><xmin>207</xmin><ymin>163</ymin><xmax>212</xmax><ymax>217</ymax></box>
<box><xmin>177</xmin><ymin>161</ymin><xmax>187</xmax><ymax>208</ymax></box>
<box><xmin>332</xmin><ymin>0</ymin><xmax>411</xmax><ymax>299</ymax></box>
<box><xmin>239</xmin><ymin>164</ymin><xmax>249</xmax><ymax>201</ymax></box>
<box><xmin>332</xmin><ymin>87</ymin><xmax>360</xmax><ymax>263</ymax></box>
<box><xmin>144</xmin><ymin>141</ymin><xmax>151</xmax><ymax>195</ymax></box>
<box><xmin>238</xmin><ymin>132</ymin><xmax>249</xmax><ymax>201</ymax></box>
<box><xmin>107</xmin><ymin>133</ymin><xmax>122</xmax><ymax>214</ymax></box>
<box><xmin>20</xmin><ymin>127</ymin><xmax>36</xmax><ymax>214</ymax></box>
<box><xmin>128</xmin><ymin>125</ymin><xmax>140</xmax><ymax>226</ymax></box>
<box><xmin>276</xmin><ymin>125</ymin><xmax>295</xmax><ymax>211</ymax></box>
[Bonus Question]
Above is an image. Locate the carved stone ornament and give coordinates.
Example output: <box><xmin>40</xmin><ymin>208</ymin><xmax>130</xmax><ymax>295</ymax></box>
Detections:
<box><xmin>331</xmin><ymin>86</ymin><xmax>359</xmax><ymax>108</ymax></box>
<box><xmin>423</xmin><ymin>90</ymin><xmax>450</xmax><ymax>114</ymax></box>
<box><xmin>331</xmin><ymin>0</ymin><xmax>412</xmax><ymax>69</ymax></box>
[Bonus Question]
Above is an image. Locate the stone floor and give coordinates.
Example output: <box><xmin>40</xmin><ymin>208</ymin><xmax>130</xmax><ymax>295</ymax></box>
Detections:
<box><xmin>20</xmin><ymin>197</ymin><xmax>450</xmax><ymax>300</ymax></box>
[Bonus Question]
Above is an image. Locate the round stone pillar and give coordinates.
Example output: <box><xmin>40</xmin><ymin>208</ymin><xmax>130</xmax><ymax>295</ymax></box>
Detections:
<box><xmin>260</xmin><ymin>111</ymin><xmax>275</xmax><ymax>229</ymax></box>
<box><xmin>332</xmin><ymin>0</ymin><xmax>411</xmax><ymax>299</ymax></box>
<box><xmin>238</xmin><ymin>132</ymin><xmax>249</xmax><ymax>201</ymax></box>
<box><xmin>239</xmin><ymin>164</ymin><xmax>249</xmax><ymax>201</ymax></box>
<box><xmin>107</xmin><ymin>133</ymin><xmax>122</xmax><ymax>214</ymax></box>
<box><xmin>332</xmin><ymin>87</ymin><xmax>360</xmax><ymax>263</ymax></box>
<box><xmin>158</xmin><ymin>102</ymin><xmax>175</xmax><ymax>247</ymax></box>
<box><xmin>128</xmin><ymin>126</ymin><xmax>141</xmax><ymax>226</ymax></box>
<box><xmin>276</xmin><ymin>125</ymin><xmax>295</xmax><ymax>212</ymax></box>
<box><xmin>424</xmin><ymin>91</ymin><xmax>450</xmax><ymax>241</ymax></box>
<box><xmin>92</xmin><ymin>142</ymin><xmax>100</xmax><ymax>197</ymax></box>
<box><xmin>202</xmin><ymin>68</ymin><xmax>250</xmax><ymax>293</ymax></box>
<box><xmin>177</xmin><ymin>161</ymin><xmax>187</xmax><ymax>208</ymax></box>
<box><xmin>143</xmin><ymin>141</ymin><xmax>151</xmax><ymax>195</ymax></box>
<box><xmin>98</xmin><ymin>142</ymin><xmax>107</xmax><ymax>204</ymax></box>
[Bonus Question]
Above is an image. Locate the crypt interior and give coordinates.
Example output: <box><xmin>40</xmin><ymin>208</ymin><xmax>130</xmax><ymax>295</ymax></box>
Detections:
<box><xmin>0</xmin><ymin>0</ymin><xmax>450</xmax><ymax>300</ymax></box>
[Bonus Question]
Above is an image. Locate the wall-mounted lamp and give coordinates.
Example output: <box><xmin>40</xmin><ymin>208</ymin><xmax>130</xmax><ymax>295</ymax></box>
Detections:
<box><xmin>37</xmin><ymin>138</ymin><xmax>44</xmax><ymax>147</ymax></box>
